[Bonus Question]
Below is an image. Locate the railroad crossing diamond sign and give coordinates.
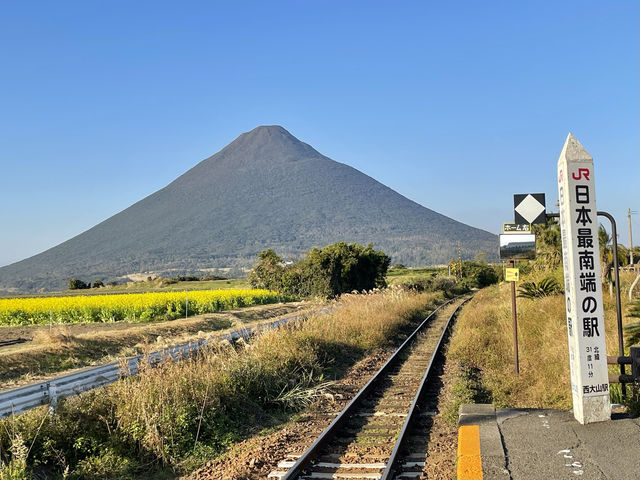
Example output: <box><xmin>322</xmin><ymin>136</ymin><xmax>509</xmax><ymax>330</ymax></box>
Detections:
<box><xmin>514</xmin><ymin>193</ymin><xmax>546</xmax><ymax>224</ymax></box>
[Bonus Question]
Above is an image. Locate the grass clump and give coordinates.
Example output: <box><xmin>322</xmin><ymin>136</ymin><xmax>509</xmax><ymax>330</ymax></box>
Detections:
<box><xmin>0</xmin><ymin>434</ymin><xmax>29</xmax><ymax>480</ymax></box>
<box><xmin>443</xmin><ymin>363</ymin><xmax>492</xmax><ymax>425</ymax></box>
<box><xmin>0</xmin><ymin>289</ymin><xmax>441</xmax><ymax>479</ymax></box>
<box><xmin>624</xmin><ymin>297</ymin><xmax>640</xmax><ymax>346</ymax></box>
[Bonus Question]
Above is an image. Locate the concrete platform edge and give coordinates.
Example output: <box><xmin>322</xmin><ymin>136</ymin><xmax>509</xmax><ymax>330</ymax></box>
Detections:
<box><xmin>458</xmin><ymin>403</ymin><xmax>510</xmax><ymax>480</ymax></box>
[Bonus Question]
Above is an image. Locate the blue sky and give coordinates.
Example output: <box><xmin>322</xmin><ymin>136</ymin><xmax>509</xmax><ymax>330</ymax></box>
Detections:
<box><xmin>1</xmin><ymin>1</ymin><xmax>638</xmax><ymax>267</ymax></box>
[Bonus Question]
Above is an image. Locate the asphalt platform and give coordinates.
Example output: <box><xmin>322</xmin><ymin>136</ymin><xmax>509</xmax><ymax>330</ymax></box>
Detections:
<box><xmin>457</xmin><ymin>404</ymin><xmax>640</xmax><ymax>480</ymax></box>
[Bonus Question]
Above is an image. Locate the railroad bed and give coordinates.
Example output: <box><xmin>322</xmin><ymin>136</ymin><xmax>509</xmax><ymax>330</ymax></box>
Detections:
<box><xmin>269</xmin><ymin>296</ymin><xmax>471</xmax><ymax>480</ymax></box>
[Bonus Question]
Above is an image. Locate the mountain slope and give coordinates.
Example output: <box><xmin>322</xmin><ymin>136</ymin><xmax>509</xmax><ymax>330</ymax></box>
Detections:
<box><xmin>0</xmin><ymin>126</ymin><xmax>496</xmax><ymax>292</ymax></box>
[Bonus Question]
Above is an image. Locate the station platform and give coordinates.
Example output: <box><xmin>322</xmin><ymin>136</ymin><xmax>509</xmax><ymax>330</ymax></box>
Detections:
<box><xmin>457</xmin><ymin>404</ymin><xmax>640</xmax><ymax>480</ymax></box>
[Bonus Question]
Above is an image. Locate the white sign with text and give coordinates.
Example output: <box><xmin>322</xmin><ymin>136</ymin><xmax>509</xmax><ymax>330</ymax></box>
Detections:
<box><xmin>557</xmin><ymin>133</ymin><xmax>610</xmax><ymax>424</ymax></box>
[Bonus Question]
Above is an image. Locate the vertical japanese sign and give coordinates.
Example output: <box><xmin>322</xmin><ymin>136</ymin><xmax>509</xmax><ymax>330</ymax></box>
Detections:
<box><xmin>557</xmin><ymin>133</ymin><xmax>610</xmax><ymax>424</ymax></box>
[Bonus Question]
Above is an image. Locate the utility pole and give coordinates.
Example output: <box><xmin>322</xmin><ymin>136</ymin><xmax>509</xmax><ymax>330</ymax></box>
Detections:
<box><xmin>628</xmin><ymin>208</ymin><xmax>635</xmax><ymax>267</ymax></box>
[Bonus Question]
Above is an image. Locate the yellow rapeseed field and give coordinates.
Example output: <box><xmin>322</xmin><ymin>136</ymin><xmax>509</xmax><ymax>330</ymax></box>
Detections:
<box><xmin>0</xmin><ymin>289</ymin><xmax>278</xmax><ymax>325</ymax></box>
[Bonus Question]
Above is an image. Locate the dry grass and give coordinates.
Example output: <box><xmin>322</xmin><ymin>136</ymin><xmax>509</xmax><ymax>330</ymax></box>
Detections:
<box><xmin>107</xmin><ymin>288</ymin><xmax>441</xmax><ymax>464</ymax></box>
<box><xmin>0</xmin><ymin>289</ymin><xmax>442</xmax><ymax>479</ymax></box>
<box><xmin>31</xmin><ymin>326</ymin><xmax>78</xmax><ymax>347</ymax></box>
<box><xmin>449</xmin><ymin>270</ymin><xmax>638</xmax><ymax>409</ymax></box>
<box><xmin>0</xmin><ymin>303</ymin><xmax>310</xmax><ymax>388</ymax></box>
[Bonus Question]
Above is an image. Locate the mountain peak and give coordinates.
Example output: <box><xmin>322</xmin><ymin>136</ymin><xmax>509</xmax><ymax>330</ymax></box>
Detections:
<box><xmin>241</xmin><ymin>125</ymin><xmax>297</xmax><ymax>143</ymax></box>
<box><xmin>249</xmin><ymin>125</ymin><xmax>289</xmax><ymax>134</ymax></box>
<box><xmin>216</xmin><ymin>125</ymin><xmax>322</xmax><ymax>166</ymax></box>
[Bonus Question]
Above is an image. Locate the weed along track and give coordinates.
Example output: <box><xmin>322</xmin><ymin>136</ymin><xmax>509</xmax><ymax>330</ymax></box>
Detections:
<box><xmin>269</xmin><ymin>296</ymin><xmax>471</xmax><ymax>480</ymax></box>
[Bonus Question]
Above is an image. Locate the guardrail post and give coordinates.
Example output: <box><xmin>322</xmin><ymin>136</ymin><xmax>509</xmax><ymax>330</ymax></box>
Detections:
<box><xmin>48</xmin><ymin>384</ymin><xmax>58</xmax><ymax>415</ymax></box>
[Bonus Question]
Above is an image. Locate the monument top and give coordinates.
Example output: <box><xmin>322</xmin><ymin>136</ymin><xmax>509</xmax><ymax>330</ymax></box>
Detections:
<box><xmin>559</xmin><ymin>132</ymin><xmax>593</xmax><ymax>163</ymax></box>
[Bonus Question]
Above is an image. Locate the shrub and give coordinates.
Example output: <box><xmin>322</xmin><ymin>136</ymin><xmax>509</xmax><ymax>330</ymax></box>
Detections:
<box><xmin>473</xmin><ymin>265</ymin><xmax>499</xmax><ymax>288</ymax></box>
<box><xmin>396</xmin><ymin>276</ymin><xmax>434</xmax><ymax>292</ymax></box>
<box><xmin>72</xmin><ymin>448</ymin><xmax>137</xmax><ymax>479</ymax></box>
<box><xmin>201</xmin><ymin>275</ymin><xmax>226</xmax><ymax>281</ymax></box>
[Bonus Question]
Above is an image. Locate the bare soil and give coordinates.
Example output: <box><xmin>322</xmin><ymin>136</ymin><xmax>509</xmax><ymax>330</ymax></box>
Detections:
<box><xmin>0</xmin><ymin>303</ymin><xmax>308</xmax><ymax>344</ymax></box>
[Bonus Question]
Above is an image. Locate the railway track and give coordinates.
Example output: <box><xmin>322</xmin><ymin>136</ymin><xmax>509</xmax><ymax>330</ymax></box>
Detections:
<box><xmin>268</xmin><ymin>295</ymin><xmax>471</xmax><ymax>480</ymax></box>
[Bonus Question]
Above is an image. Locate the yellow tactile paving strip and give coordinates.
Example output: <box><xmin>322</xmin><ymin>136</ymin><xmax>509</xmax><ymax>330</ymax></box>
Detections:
<box><xmin>457</xmin><ymin>424</ymin><xmax>483</xmax><ymax>480</ymax></box>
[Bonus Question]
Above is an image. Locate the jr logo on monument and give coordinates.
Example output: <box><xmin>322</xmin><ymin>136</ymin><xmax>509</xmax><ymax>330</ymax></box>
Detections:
<box><xmin>557</xmin><ymin>133</ymin><xmax>611</xmax><ymax>424</ymax></box>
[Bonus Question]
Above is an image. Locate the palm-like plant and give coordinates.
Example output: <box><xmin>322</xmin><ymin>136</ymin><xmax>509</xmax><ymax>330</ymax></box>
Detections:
<box><xmin>517</xmin><ymin>277</ymin><xmax>563</xmax><ymax>299</ymax></box>
<box><xmin>532</xmin><ymin>220</ymin><xmax>562</xmax><ymax>271</ymax></box>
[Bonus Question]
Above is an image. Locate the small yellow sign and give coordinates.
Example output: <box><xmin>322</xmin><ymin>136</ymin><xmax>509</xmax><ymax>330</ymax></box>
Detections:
<box><xmin>505</xmin><ymin>268</ymin><xmax>520</xmax><ymax>282</ymax></box>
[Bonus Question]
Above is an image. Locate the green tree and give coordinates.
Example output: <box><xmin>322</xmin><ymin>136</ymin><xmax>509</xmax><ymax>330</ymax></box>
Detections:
<box><xmin>308</xmin><ymin>242</ymin><xmax>390</xmax><ymax>298</ymax></box>
<box><xmin>67</xmin><ymin>278</ymin><xmax>89</xmax><ymax>290</ymax></box>
<box><xmin>248</xmin><ymin>249</ymin><xmax>285</xmax><ymax>292</ymax></box>
<box><xmin>252</xmin><ymin>243</ymin><xmax>390</xmax><ymax>299</ymax></box>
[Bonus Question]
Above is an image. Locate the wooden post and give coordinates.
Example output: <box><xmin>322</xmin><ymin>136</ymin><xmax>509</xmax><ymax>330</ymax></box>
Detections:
<box><xmin>510</xmin><ymin>259</ymin><xmax>520</xmax><ymax>375</ymax></box>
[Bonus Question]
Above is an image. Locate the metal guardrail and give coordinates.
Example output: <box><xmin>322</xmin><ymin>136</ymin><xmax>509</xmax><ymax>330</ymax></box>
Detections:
<box><xmin>0</xmin><ymin>313</ymin><xmax>306</xmax><ymax>419</ymax></box>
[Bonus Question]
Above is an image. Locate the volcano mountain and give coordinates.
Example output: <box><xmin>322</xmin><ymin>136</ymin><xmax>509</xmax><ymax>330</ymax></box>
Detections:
<box><xmin>0</xmin><ymin>126</ymin><xmax>496</xmax><ymax>292</ymax></box>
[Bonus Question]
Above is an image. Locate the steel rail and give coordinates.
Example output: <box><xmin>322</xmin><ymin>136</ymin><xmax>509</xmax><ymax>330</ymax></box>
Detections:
<box><xmin>0</xmin><ymin>312</ymin><xmax>312</xmax><ymax>419</ymax></box>
<box><xmin>382</xmin><ymin>297</ymin><xmax>471</xmax><ymax>479</ymax></box>
<box><xmin>281</xmin><ymin>295</ymin><xmax>468</xmax><ymax>480</ymax></box>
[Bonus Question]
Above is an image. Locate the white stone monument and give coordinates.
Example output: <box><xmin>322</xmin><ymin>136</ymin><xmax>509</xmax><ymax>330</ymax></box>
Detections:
<box><xmin>557</xmin><ymin>133</ymin><xmax>611</xmax><ymax>424</ymax></box>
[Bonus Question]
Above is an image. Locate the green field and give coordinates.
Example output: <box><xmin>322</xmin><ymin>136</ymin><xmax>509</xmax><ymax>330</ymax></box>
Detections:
<box><xmin>386</xmin><ymin>266</ymin><xmax>447</xmax><ymax>283</ymax></box>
